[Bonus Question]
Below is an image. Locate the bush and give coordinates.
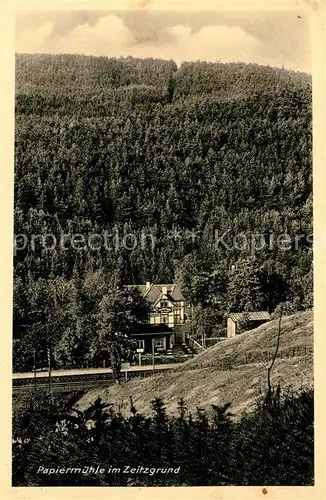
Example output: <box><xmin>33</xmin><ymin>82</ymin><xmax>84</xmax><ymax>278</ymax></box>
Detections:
<box><xmin>12</xmin><ymin>387</ymin><xmax>314</xmax><ymax>486</ymax></box>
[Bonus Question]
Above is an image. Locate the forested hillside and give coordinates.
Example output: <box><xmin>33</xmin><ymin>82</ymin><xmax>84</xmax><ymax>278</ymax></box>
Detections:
<box><xmin>14</xmin><ymin>54</ymin><xmax>312</xmax><ymax>370</ymax></box>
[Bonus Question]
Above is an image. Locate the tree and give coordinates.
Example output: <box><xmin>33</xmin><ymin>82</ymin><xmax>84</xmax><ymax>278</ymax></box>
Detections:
<box><xmin>94</xmin><ymin>285</ymin><xmax>150</xmax><ymax>380</ymax></box>
<box><xmin>227</xmin><ymin>258</ymin><xmax>266</xmax><ymax>312</ymax></box>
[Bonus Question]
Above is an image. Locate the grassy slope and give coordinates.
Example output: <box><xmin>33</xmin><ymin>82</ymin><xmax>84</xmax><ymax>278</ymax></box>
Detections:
<box><xmin>77</xmin><ymin>311</ymin><xmax>313</xmax><ymax>417</ymax></box>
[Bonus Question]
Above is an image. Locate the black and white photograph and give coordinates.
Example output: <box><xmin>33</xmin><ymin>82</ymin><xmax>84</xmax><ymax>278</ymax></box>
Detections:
<box><xmin>7</xmin><ymin>0</ymin><xmax>323</xmax><ymax>492</ymax></box>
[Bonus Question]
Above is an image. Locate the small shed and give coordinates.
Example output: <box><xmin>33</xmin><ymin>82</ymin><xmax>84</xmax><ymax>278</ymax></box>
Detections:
<box><xmin>227</xmin><ymin>311</ymin><xmax>271</xmax><ymax>339</ymax></box>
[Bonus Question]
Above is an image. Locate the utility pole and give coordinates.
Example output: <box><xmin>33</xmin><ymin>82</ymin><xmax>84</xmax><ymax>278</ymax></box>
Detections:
<box><xmin>33</xmin><ymin>347</ymin><xmax>36</xmax><ymax>389</ymax></box>
<box><xmin>152</xmin><ymin>338</ymin><xmax>155</xmax><ymax>373</ymax></box>
<box><xmin>202</xmin><ymin>325</ymin><xmax>206</xmax><ymax>349</ymax></box>
<box><xmin>191</xmin><ymin>303</ymin><xmax>194</xmax><ymax>336</ymax></box>
<box><xmin>47</xmin><ymin>338</ymin><xmax>53</xmax><ymax>402</ymax></box>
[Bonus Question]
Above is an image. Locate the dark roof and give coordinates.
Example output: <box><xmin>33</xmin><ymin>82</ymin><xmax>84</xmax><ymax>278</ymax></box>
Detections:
<box><xmin>135</xmin><ymin>284</ymin><xmax>147</xmax><ymax>295</ymax></box>
<box><xmin>133</xmin><ymin>283</ymin><xmax>185</xmax><ymax>304</ymax></box>
<box><xmin>126</xmin><ymin>284</ymin><xmax>147</xmax><ymax>294</ymax></box>
<box><xmin>131</xmin><ymin>331</ymin><xmax>173</xmax><ymax>337</ymax></box>
<box><xmin>130</xmin><ymin>324</ymin><xmax>174</xmax><ymax>334</ymax></box>
<box><xmin>228</xmin><ymin>311</ymin><xmax>271</xmax><ymax>322</ymax></box>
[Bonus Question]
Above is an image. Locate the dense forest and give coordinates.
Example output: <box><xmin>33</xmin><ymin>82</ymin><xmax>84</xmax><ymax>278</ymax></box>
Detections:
<box><xmin>13</xmin><ymin>387</ymin><xmax>314</xmax><ymax>486</ymax></box>
<box><xmin>14</xmin><ymin>53</ymin><xmax>312</xmax><ymax>371</ymax></box>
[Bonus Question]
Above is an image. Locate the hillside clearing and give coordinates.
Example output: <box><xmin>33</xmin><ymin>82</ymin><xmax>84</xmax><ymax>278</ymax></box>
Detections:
<box><xmin>77</xmin><ymin>311</ymin><xmax>313</xmax><ymax>417</ymax></box>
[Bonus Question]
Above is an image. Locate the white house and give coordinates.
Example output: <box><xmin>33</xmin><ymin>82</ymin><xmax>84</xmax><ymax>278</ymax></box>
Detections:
<box><xmin>140</xmin><ymin>282</ymin><xmax>186</xmax><ymax>328</ymax></box>
<box><xmin>129</xmin><ymin>282</ymin><xmax>188</xmax><ymax>353</ymax></box>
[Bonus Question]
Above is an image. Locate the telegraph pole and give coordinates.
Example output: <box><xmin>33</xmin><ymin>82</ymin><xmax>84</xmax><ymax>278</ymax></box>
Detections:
<box><xmin>47</xmin><ymin>338</ymin><xmax>53</xmax><ymax>402</ymax></box>
<box><xmin>152</xmin><ymin>338</ymin><xmax>155</xmax><ymax>373</ymax></box>
<box><xmin>33</xmin><ymin>347</ymin><xmax>36</xmax><ymax>390</ymax></box>
<box><xmin>191</xmin><ymin>303</ymin><xmax>194</xmax><ymax>336</ymax></box>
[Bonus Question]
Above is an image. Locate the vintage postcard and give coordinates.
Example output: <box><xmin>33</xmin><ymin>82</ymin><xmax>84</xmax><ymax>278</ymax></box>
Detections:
<box><xmin>0</xmin><ymin>0</ymin><xmax>325</xmax><ymax>499</ymax></box>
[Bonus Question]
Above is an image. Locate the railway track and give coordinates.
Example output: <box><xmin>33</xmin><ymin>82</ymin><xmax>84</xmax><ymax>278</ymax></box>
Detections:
<box><xmin>13</xmin><ymin>379</ymin><xmax>115</xmax><ymax>396</ymax></box>
<box><xmin>12</xmin><ymin>363</ymin><xmax>181</xmax><ymax>395</ymax></box>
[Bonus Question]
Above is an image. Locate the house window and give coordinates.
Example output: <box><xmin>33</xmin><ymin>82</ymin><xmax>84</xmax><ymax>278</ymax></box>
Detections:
<box><xmin>160</xmin><ymin>301</ymin><xmax>168</xmax><ymax>308</ymax></box>
<box><xmin>136</xmin><ymin>340</ymin><xmax>145</xmax><ymax>350</ymax></box>
<box><xmin>154</xmin><ymin>338</ymin><xmax>165</xmax><ymax>348</ymax></box>
<box><xmin>161</xmin><ymin>314</ymin><xmax>168</xmax><ymax>324</ymax></box>
<box><xmin>174</xmin><ymin>310</ymin><xmax>181</xmax><ymax>324</ymax></box>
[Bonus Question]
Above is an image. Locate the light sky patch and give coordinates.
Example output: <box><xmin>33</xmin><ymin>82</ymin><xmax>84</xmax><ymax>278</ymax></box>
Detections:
<box><xmin>16</xmin><ymin>9</ymin><xmax>311</xmax><ymax>73</ymax></box>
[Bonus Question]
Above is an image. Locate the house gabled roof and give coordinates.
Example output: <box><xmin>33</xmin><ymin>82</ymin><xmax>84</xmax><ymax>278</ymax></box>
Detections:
<box><xmin>228</xmin><ymin>311</ymin><xmax>271</xmax><ymax>322</ymax></box>
<box><xmin>169</xmin><ymin>284</ymin><xmax>185</xmax><ymax>301</ymax></box>
<box><xmin>143</xmin><ymin>285</ymin><xmax>162</xmax><ymax>303</ymax></box>
<box><xmin>135</xmin><ymin>284</ymin><xmax>148</xmax><ymax>295</ymax></box>
<box><xmin>131</xmin><ymin>283</ymin><xmax>185</xmax><ymax>304</ymax></box>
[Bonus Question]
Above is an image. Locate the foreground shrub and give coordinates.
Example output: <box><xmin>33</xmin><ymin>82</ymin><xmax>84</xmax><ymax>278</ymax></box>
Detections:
<box><xmin>12</xmin><ymin>387</ymin><xmax>314</xmax><ymax>486</ymax></box>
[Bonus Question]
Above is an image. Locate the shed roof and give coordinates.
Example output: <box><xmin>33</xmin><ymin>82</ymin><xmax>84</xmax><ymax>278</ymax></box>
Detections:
<box><xmin>228</xmin><ymin>311</ymin><xmax>271</xmax><ymax>322</ymax></box>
